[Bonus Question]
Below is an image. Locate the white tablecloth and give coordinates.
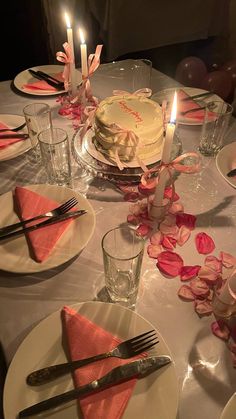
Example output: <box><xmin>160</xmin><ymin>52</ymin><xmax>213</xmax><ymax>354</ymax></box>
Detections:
<box><xmin>0</xmin><ymin>60</ymin><xmax>236</xmax><ymax>419</ymax></box>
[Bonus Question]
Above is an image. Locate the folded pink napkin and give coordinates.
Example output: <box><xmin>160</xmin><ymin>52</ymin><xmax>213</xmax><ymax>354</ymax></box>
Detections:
<box><xmin>178</xmin><ymin>89</ymin><xmax>207</xmax><ymax>121</ymax></box>
<box><xmin>14</xmin><ymin>186</ymin><xmax>73</xmax><ymax>262</ymax></box>
<box><xmin>22</xmin><ymin>72</ymin><xmax>64</xmax><ymax>92</ymax></box>
<box><xmin>0</xmin><ymin>122</ymin><xmax>25</xmax><ymax>149</ymax></box>
<box><xmin>61</xmin><ymin>306</ymin><xmax>140</xmax><ymax>419</ymax></box>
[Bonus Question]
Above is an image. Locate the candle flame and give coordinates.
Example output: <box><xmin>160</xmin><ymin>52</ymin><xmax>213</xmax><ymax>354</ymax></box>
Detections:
<box><xmin>64</xmin><ymin>12</ymin><xmax>71</xmax><ymax>29</ymax></box>
<box><xmin>79</xmin><ymin>28</ymin><xmax>85</xmax><ymax>44</ymax></box>
<box><xmin>170</xmin><ymin>91</ymin><xmax>177</xmax><ymax>124</ymax></box>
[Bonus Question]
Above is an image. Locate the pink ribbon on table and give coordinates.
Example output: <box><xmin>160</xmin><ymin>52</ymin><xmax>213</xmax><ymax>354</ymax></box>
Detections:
<box><xmin>141</xmin><ymin>152</ymin><xmax>201</xmax><ymax>189</ymax></box>
<box><xmin>113</xmin><ymin>88</ymin><xmax>152</xmax><ymax>98</ymax></box>
<box><xmin>78</xmin><ymin>105</ymin><xmax>98</xmax><ymax>140</ymax></box>
<box><xmin>79</xmin><ymin>44</ymin><xmax>103</xmax><ymax>104</ymax></box>
<box><xmin>56</xmin><ymin>42</ymin><xmax>73</xmax><ymax>91</ymax></box>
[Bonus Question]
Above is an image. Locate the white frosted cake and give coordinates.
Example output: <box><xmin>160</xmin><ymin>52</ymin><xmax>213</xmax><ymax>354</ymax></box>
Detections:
<box><xmin>94</xmin><ymin>95</ymin><xmax>163</xmax><ymax>165</ymax></box>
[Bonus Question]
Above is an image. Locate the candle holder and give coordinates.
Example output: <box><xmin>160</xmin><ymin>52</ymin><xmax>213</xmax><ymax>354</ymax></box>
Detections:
<box><xmin>148</xmin><ymin>197</ymin><xmax>172</xmax><ymax>225</ymax></box>
<box><xmin>212</xmin><ymin>273</ymin><xmax>236</xmax><ymax>319</ymax></box>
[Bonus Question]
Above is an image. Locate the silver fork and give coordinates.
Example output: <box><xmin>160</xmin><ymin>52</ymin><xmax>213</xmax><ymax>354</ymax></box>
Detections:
<box><xmin>0</xmin><ymin>197</ymin><xmax>78</xmax><ymax>235</ymax></box>
<box><xmin>27</xmin><ymin>329</ymin><xmax>159</xmax><ymax>386</ymax></box>
<box><xmin>181</xmin><ymin>101</ymin><xmax>216</xmax><ymax>116</ymax></box>
<box><xmin>0</xmin><ymin>122</ymin><xmax>26</xmax><ymax>133</ymax></box>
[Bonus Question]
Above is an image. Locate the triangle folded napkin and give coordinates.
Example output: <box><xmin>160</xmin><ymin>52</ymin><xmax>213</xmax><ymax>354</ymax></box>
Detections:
<box><xmin>22</xmin><ymin>72</ymin><xmax>64</xmax><ymax>92</ymax></box>
<box><xmin>178</xmin><ymin>89</ymin><xmax>214</xmax><ymax>122</ymax></box>
<box><xmin>0</xmin><ymin>122</ymin><xmax>25</xmax><ymax>149</ymax></box>
<box><xmin>14</xmin><ymin>186</ymin><xmax>73</xmax><ymax>262</ymax></box>
<box><xmin>61</xmin><ymin>305</ymin><xmax>142</xmax><ymax>419</ymax></box>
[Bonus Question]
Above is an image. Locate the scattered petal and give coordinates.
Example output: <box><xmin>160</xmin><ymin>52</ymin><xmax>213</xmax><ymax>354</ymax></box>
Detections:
<box><xmin>157</xmin><ymin>251</ymin><xmax>184</xmax><ymax>277</ymax></box>
<box><xmin>178</xmin><ymin>285</ymin><xmax>195</xmax><ymax>300</ymax></box>
<box><xmin>164</xmin><ymin>187</ymin><xmax>180</xmax><ymax>202</ymax></box>
<box><xmin>177</xmin><ymin>225</ymin><xmax>191</xmax><ymax>246</ymax></box>
<box><xmin>220</xmin><ymin>251</ymin><xmax>236</xmax><ymax>269</ymax></box>
<box><xmin>127</xmin><ymin>214</ymin><xmax>140</xmax><ymax>225</ymax></box>
<box><xmin>211</xmin><ymin>320</ymin><xmax>230</xmax><ymax>341</ymax></box>
<box><xmin>150</xmin><ymin>231</ymin><xmax>163</xmax><ymax>245</ymax></box>
<box><xmin>129</xmin><ymin>203</ymin><xmax>147</xmax><ymax>216</ymax></box>
<box><xmin>195</xmin><ymin>232</ymin><xmax>215</xmax><ymax>255</ymax></box>
<box><xmin>136</xmin><ymin>223</ymin><xmax>152</xmax><ymax>237</ymax></box>
<box><xmin>161</xmin><ymin>236</ymin><xmax>177</xmax><ymax>250</ymax></box>
<box><xmin>159</xmin><ymin>222</ymin><xmax>179</xmax><ymax>236</ymax></box>
<box><xmin>147</xmin><ymin>244</ymin><xmax>163</xmax><ymax>258</ymax></box>
<box><xmin>176</xmin><ymin>213</ymin><xmax>196</xmax><ymax>230</ymax></box>
<box><xmin>180</xmin><ymin>265</ymin><xmax>201</xmax><ymax>281</ymax></box>
<box><xmin>138</xmin><ymin>183</ymin><xmax>155</xmax><ymax>196</ymax></box>
<box><xmin>190</xmin><ymin>278</ymin><xmax>210</xmax><ymax>297</ymax></box>
<box><xmin>195</xmin><ymin>300</ymin><xmax>213</xmax><ymax>316</ymax></box>
<box><xmin>205</xmin><ymin>255</ymin><xmax>222</xmax><ymax>273</ymax></box>
<box><xmin>198</xmin><ymin>265</ymin><xmax>219</xmax><ymax>285</ymax></box>
<box><xmin>169</xmin><ymin>202</ymin><xmax>184</xmax><ymax>214</ymax></box>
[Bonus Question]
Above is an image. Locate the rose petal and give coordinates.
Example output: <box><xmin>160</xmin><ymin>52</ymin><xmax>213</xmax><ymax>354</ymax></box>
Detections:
<box><xmin>178</xmin><ymin>285</ymin><xmax>195</xmax><ymax>300</ymax></box>
<box><xmin>161</xmin><ymin>236</ymin><xmax>177</xmax><ymax>250</ymax></box>
<box><xmin>176</xmin><ymin>213</ymin><xmax>196</xmax><ymax>230</ymax></box>
<box><xmin>180</xmin><ymin>265</ymin><xmax>201</xmax><ymax>281</ymax></box>
<box><xmin>127</xmin><ymin>214</ymin><xmax>140</xmax><ymax>225</ymax></box>
<box><xmin>129</xmin><ymin>203</ymin><xmax>147</xmax><ymax>216</ymax></box>
<box><xmin>177</xmin><ymin>225</ymin><xmax>191</xmax><ymax>246</ymax></box>
<box><xmin>157</xmin><ymin>251</ymin><xmax>184</xmax><ymax>277</ymax></box>
<box><xmin>190</xmin><ymin>278</ymin><xmax>210</xmax><ymax>297</ymax></box>
<box><xmin>205</xmin><ymin>255</ymin><xmax>222</xmax><ymax>273</ymax></box>
<box><xmin>164</xmin><ymin>186</ymin><xmax>180</xmax><ymax>202</ymax></box>
<box><xmin>159</xmin><ymin>222</ymin><xmax>179</xmax><ymax>236</ymax></box>
<box><xmin>169</xmin><ymin>202</ymin><xmax>184</xmax><ymax>214</ymax></box>
<box><xmin>147</xmin><ymin>244</ymin><xmax>163</xmax><ymax>258</ymax></box>
<box><xmin>198</xmin><ymin>265</ymin><xmax>219</xmax><ymax>285</ymax></box>
<box><xmin>220</xmin><ymin>251</ymin><xmax>236</xmax><ymax>269</ymax></box>
<box><xmin>138</xmin><ymin>183</ymin><xmax>156</xmax><ymax>196</ymax></box>
<box><xmin>211</xmin><ymin>320</ymin><xmax>230</xmax><ymax>341</ymax></box>
<box><xmin>150</xmin><ymin>231</ymin><xmax>163</xmax><ymax>245</ymax></box>
<box><xmin>195</xmin><ymin>232</ymin><xmax>215</xmax><ymax>255</ymax></box>
<box><xmin>195</xmin><ymin>300</ymin><xmax>213</xmax><ymax>316</ymax></box>
<box><xmin>136</xmin><ymin>223</ymin><xmax>151</xmax><ymax>237</ymax></box>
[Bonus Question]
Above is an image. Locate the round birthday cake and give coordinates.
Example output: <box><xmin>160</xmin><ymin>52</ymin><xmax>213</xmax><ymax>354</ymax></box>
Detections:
<box><xmin>93</xmin><ymin>94</ymin><xmax>164</xmax><ymax>165</ymax></box>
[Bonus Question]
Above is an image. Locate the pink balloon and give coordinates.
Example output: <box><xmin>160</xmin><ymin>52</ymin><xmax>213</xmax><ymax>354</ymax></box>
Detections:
<box><xmin>201</xmin><ymin>71</ymin><xmax>232</xmax><ymax>100</ymax></box>
<box><xmin>221</xmin><ymin>60</ymin><xmax>236</xmax><ymax>88</ymax></box>
<box><xmin>175</xmin><ymin>56</ymin><xmax>207</xmax><ymax>88</ymax></box>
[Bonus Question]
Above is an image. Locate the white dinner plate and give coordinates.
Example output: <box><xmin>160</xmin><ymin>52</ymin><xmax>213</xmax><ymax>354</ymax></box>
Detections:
<box><xmin>152</xmin><ymin>87</ymin><xmax>222</xmax><ymax>126</ymax></box>
<box><xmin>3</xmin><ymin>301</ymin><xmax>179</xmax><ymax>419</ymax></box>
<box><xmin>216</xmin><ymin>142</ymin><xmax>236</xmax><ymax>188</ymax></box>
<box><xmin>0</xmin><ymin>114</ymin><xmax>31</xmax><ymax>161</ymax></box>
<box><xmin>220</xmin><ymin>393</ymin><xmax>236</xmax><ymax>419</ymax></box>
<box><xmin>0</xmin><ymin>184</ymin><xmax>95</xmax><ymax>273</ymax></box>
<box><xmin>13</xmin><ymin>65</ymin><xmax>82</xmax><ymax>96</ymax></box>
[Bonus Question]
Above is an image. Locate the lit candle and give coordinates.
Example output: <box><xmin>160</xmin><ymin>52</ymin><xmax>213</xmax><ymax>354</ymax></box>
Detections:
<box><xmin>64</xmin><ymin>12</ymin><xmax>76</xmax><ymax>95</ymax></box>
<box><xmin>79</xmin><ymin>28</ymin><xmax>88</xmax><ymax>78</ymax></box>
<box><xmin>150</xmin><ymin>91</ymin><xmax>177</xmax><ymax>219</ymax></box>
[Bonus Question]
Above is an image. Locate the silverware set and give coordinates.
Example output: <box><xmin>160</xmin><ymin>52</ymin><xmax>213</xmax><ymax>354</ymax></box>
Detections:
<box><xmin>28</xmin><ymin>69</ymin><xmax>64</xmax><ymax>90</ymax></box>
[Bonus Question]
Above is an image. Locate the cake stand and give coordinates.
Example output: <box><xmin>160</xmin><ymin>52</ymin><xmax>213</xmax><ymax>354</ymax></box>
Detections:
<box><xmin>72</xmin><ymin>128</ymin><xmax>182</xmax><ymax>185</ymax></box>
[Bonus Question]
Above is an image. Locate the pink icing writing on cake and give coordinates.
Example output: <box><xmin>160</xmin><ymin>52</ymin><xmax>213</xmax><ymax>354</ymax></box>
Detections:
<box><xmin>118</xmin><ymin>101</ymin><xmax>143</xmax><ymax>123</ymax></box>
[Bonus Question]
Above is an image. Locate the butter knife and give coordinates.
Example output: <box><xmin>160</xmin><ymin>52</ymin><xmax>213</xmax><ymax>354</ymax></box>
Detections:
<box><xmin>19</xmin><ymin>356</ymin><xmax>171</xmax><ymax>417</ymax></box>
<box><xmin>0</xmin><ymin>209</ymin><xmax>87</xmax><ymax>241</ymax></box>
<box><xmin>28</xmin><ymin>69</ymin><xmax>64</xmax><ymax>90</ymax></box>
<box><xmin>0</xmin><ymin>133</ymin><xmax>28</xmax><ymax>140</ymax></box>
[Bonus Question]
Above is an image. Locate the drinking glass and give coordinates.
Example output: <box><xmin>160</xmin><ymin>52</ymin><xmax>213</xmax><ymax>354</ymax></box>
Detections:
<box><xmin>102</xmin><ymin>226</ymin><xmax>145</xmax><ymax>309</ymax></box>
<box><xmin>38</xmin><ymin>127</ymin><xmax>71</xmax><ymax>187</ymax></box>
<box><xmin>199</xmin><ymin>101</ymin><xmax>233</xmax><ymax>156</ymax></box>
<box><xmin>23</xmin><ymin>103</ymin><xmax>52</xmax><ymax>163</ymax></box>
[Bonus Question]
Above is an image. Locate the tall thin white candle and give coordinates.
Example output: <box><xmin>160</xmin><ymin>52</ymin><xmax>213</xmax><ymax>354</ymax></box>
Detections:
<box><xmin>79</xmin><ymin>29</ymin><xmax>88</xmax><ymax>78</ymax></box>
<box><xmin>64</xmin><ymin>12</ymin><xmax>77</xmax><ymax>96</ymax></box>
<box><xmin>150</xmin><ymin>92</ymin><xmax>177</xmax><ymax>219</ymax></box>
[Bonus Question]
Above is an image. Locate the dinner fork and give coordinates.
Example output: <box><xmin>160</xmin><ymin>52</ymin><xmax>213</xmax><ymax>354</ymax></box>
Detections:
<box><xmin>0</xmin><ymin>122</ymin><xmax>26</xmax><ymax>133</ymax></box>
<box><xmin>0</xmin><ymin>197</ymin><xmax>78</xmax><ymax>235</ymax></box>
<box><xmin>27</xmin><ymin>329</ymin><xmax>159</xmax><ymax>386</ymax></box>
<box><xmin>180</xmin><ymin>101</ymin><xmax>217</xmax><ymax>116</ymax></box>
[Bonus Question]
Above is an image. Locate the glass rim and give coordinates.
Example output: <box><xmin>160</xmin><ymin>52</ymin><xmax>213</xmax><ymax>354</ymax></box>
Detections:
<box><xmin>23</xmin><ymin>102</ymin><xmax>50</xmax><ymax>116</ymax></box>
<box><xmin>38</xmin><ymin>127</ymin><xmax>68</xmax><ymax>146</ymax></box>
<box><xmin>101</xmin><ymin>226</ymin><xmax>144</xmax><ymax>261</ymax></box>
<box><xmin>205</xmin><ymin>100</ymin><xmax>233</xmax><ymax>115</ymax></box>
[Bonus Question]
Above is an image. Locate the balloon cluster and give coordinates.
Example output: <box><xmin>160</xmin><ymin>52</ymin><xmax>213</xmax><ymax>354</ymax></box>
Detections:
<box><xmin>175</xmin><ymin>56</ymin><xmax>236</xmax><ymax>101</ymax></box>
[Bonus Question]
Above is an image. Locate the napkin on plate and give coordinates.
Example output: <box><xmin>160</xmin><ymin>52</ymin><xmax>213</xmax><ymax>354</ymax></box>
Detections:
<box><xmin>0</xmin><ymin>122</ymin><xmax>25</xmax><ymax>149</ymax></box>
<box><xmin>61</xmin><ymin>305</ymin><xmax>141</xmax><ymax>419</ymax></box>
<box><xmin>177</xmin><ymin>89</ymin><xmax>207</xmax><ymax>121</ymax></box>
<box><xmin>22</xmin><ymin>72</ymin><xmax>64</xmax><ymax>92</ymax></box>
<box><xmin>14</xmin><ymin>186</ymin><xmax>73</xmax><ymax>262</ymax></box>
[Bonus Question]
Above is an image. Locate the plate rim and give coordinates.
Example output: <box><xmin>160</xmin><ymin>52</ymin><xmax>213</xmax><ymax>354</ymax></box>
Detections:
<box><xmin>216</xmin><ymin>141</ymin><xmax>236</xmax><ymax>188</ymax></box>
<box><xmin>220</xmin><ymin>392</ymin><xmax>236</xmax><ymax>419</ymax></box>
<box><xmin>0</xmin><ymin>113</ymin><xmax>31</xmax><ymax>161</ymax></box>
<box><xmin>3</xmin><ymin>300</ymin><xmax>179</xmax><ymax>419</ymax></box>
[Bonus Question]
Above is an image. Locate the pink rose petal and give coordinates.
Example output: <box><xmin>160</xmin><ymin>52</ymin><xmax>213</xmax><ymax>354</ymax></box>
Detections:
<box><xmin>177</xmin><ymin>225</ymin><xmax>191</xmax><ymax>246</ymax></box>
<box><xmin>127</xmin><ymin>214</ymin><xmax>140</xmax><ymax>225</ymax></box>
<box><xmin>180</xmin><ymin>265</ymin><xmax>201</xmax><ymax>281</ymax></box>
<box><xmin>147</xmin><ymin>244</ymin><xmax>163</xmax><ymax>258</ymax></box>
<box><xmin>138</xmin><ymin>183</ymin><xmax>155</xmax><ymax>196</ymax></box>
<box><xmin>176</xmin><ymin>213</ymin><xmax>196</xmax><ymax>230</ymax></box>
<box><xmin>150</xmin><ymin>231</ymin><xmax>163</xmax><ymax>245</ymax></box>
<box><xmin>211</xmin><ymin>320</ymin><xmax>230</xmax><ymax>341</ymax></box>
<box><xmin>159</xmin><ymin>222</ymin><xmax>179</xmax><ymax>236</ymax></box>
<box><xmin>178</xmin><ymin>285</ymin><xmax>195</xmax><ymax>300</ymax></box>
<box><xmin>220</xmin><ymin>251</ymin><xmax>236</xmax><ymax>268</ymax></box>
<box><xmin>205</xmin><ymin>255</ymin><xmax>222</xmax><ymax>273</ymax></box>
<box><xmin>195</xmin><ymin>232</ymin><xmax>215</xmax><ymax>255</ymax></box>
<box><xmin>164</xmin><ymin>187</ymin><xmax>180</xmax><ymax>202</ymax></box>
<box><xmin>157</xmin><ymin>251</ymin><xmax>184</xmax><ymax>277</ymax></box>
<box><xmin>169</xmin><ymin>202</ymin><xmax>184</xmax><ymax>214</ymax></box>
<box><xmin>190</xmin><ymin>278</ymin><xmax>210</xmax><ymax>297</ymax></box>
<box><xmin>194</xmin><ymin>300</ymin><xmax>213</xmax><ymax>316</ymax></box>
<box><xmin>136</xmin><ymin>223</ymin><xmax>151</xmax><ymax>237</ymax></box>
<box><xmin>161</xmin><ymin>235</ymin><xmax>177</xmax><ymax>250</ymax></box>
<box><xmin>198</xmin><ymin>265</ymin><xmax>219</xmax><ymax>285</ymax></box>
<box><xmin>129</xmin><ymin>203</ymin><xmax>147</xmax><ymax>216</ymax></box>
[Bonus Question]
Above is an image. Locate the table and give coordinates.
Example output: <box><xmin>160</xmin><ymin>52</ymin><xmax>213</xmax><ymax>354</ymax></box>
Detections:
<box><xmin>0</xmin><ymin>60</ymin><xmax>236</xmax><ymax>419</ymax></box>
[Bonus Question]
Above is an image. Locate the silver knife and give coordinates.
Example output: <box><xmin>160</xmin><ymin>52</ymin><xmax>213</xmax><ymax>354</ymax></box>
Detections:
<box><xmin>181</xmin><ymin>91</ymin><xmax>213</xmax><ymax>102</ymax></box>
<box><xmin>19</xmin><ymin>356</ymin><xmax>171</xmax><ymax>417</ymax></box>
<box><xmin>0</xmin><ymin>133</ymin><xmax>28</xmax><ymax>140</ymax></box>
<box><xmin>0</xmin><ymin>209</ymin><xmax>87</xmax><ymax>242</ymax></box>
